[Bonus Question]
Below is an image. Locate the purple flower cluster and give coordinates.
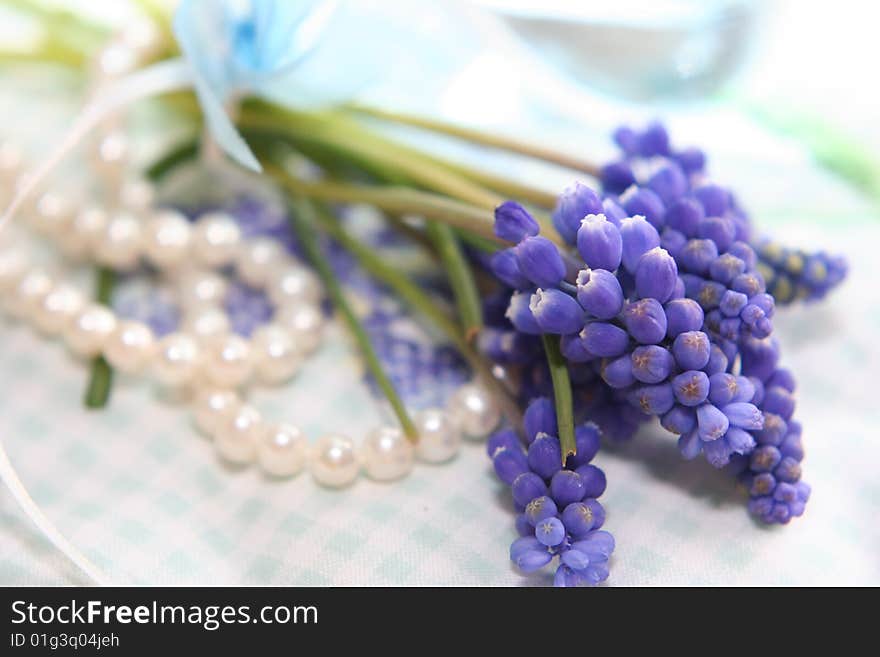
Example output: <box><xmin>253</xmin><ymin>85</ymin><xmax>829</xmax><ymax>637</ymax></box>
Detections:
<box><xmin>755</xmin><ymin>238</ymin><xmax>848</xmax><ymax>303</ymax></box>
<box><xmin>599</xmin><ymin>121</ymin><xmax>847</xmax><ymax>305</ymax></box>
<box><xmin>483</xmin><ymin>124</ymin><xmax>838</xmax><ymax>533</ymax></box>
<box><xmin>489</xmin><ymin>398</ymin><xmax>614</xmax><ymax>587</ymax></box>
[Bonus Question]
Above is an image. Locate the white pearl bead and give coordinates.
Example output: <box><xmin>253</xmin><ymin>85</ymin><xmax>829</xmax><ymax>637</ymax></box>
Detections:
<box><xmin>5</xmin><ymin>269</ymin><xmax>53</xmax><ymax>320</ymax></box>
<box><xmin>447</xmin><ymin>384</ymin><xmax>501</xmax><ymax>439</ymax></box>
<box><xmin>268</xmin><ymin>264</ymin><xmax>321</xmax><ymax>306</ymax></box>
<box><xmin>118</xmin><ymin>178</ymin><xmax>155</xmax><ymax>213</ymax></box>
<box><xmin>144</xmin><ymin>210</ymin><xmax>192</xmax><ymax>269</ymax></box>
<box><xmin>214</xmin><ymin>404</ymin><xmax>263</xmax><ymax>464</ymax></box>
<box><xmin>0</xmin><ymin>249</ymin><xmax>28</xmax><ymax>291</ymax></box>
<box><xmin>202</xmin><ymin>334</ymin><xmax>253</xmax><ymax>387</ymax></box>
<box><xmin>153</xmin><ymin>332</ymin><xmax>201</xmax><ymax>386</ymax></box>
<box><xmin>182</xmin><ymin>305</ymin><xmax>230</xmax><ymax>338</ymax></box>
<box><xmin>250</xmin><ymin>323</ymin><xmax>301</xmax><ymax>385</ymax></box>
<box><xmin>92</xmin><ymin>130</ymin><xmax>129</xmax><ymax>179</ymax></box>
<box><xmin>193</xmin><ymin>389</ymin><xmax>240</xmax><ymax>436</ymax></box>
<box><xmin>275</xmin><ymin>304</ymin><xmax>324</xmax><ymax>353</ymax></box>
<box><xmin>257</xmin><ymin>423</ymin><xmax>308</xmax><ymax>477</ymax></box>
<box><xmin>69</xmin><ymin>206</ymin><xmax>109</xmax><ymax>258</ymax></box>
<box><xmin>65</xmin><ymin>303</ymin><xmax>118</xmax><ymax>357</ymax></box>
<box><xmin>34</xmin><ymin>282</ymin><xmax>85</xmax><ymax>336</ymax></box>
<box><xmin>95</xmin><ymin>211</ymin><xmax>143</xmax><ymax>270</ymax></box>
<box><xmin>361</xmin><ymin>426</ymin><xmax>414</xmax><ymax>481</ymax></box>
<box><xmin>191</xmin><ymin>212</ymin><xmax>241</xmax><ymax>267</ymax></box>
<box><xmin>176</xmin><ymin>270</ymin><xmax>228</xmax><ymax>308</ymax></box>
<box><xmin>32</xmin><ymin>192</ymin><xmax>74</xmax><ymax>236</ymax></box>
<box><xmin>414</xmin><ymin>408</ymin><xmax>462</xmax><ymax>463</ymax></box>
<box><xmin>103</xmin><ymin>320</ymin><xmax>156</xmax><ymax>374</ymax></box>
<box><xmin>310</xmin><ymin>434</ymin><xmax>360</xmax><ymax>488</ymax></box>
<box><xmin>235</xmin><ymin>237</ymin><xmax>286</xmax><ymax>287</ymax></box>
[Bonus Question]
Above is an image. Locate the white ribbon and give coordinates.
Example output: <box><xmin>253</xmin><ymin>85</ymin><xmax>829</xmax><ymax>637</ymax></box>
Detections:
<box><xmin>0</xmin><ymin>442</ymin><xmax>111</xmax><ymax>585</ymax></box>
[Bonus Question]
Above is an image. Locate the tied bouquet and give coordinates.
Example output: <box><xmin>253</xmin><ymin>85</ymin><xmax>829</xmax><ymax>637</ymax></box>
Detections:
<box><xmin>0</xmin><ymin>0</ymin><xmax>848</xmax><ymax>587</ymax></box>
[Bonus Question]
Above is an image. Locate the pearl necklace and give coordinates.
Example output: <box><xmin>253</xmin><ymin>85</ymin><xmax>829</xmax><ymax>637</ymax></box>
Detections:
<box><xmin>0</xmin><ymin>144</ymin><xmax>504</xmax><ymax>488</ymax></box>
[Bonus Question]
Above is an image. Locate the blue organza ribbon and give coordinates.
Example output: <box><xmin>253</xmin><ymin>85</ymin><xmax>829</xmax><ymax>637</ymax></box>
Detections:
<box><xmin>173</xmin><ymin>0</ymin><xmax>340</xmax><ymax>171</ymax></box>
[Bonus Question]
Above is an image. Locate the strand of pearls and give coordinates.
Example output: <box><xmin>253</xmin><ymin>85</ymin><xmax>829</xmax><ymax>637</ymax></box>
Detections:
<box><xmin>1</xmin><ymin>147</ymin><xmax>503</xmax><ymax>488</ymax></box>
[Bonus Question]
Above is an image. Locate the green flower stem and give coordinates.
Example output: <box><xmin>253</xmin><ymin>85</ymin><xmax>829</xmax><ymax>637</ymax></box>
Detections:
<box><xmin>242</xmin><ymin>105</ymin><xmax>502</xmax><ymax>209</ymax></box>
<box><xmin>541</xmin><ymin>334</ymin><xmax>576</xmax><ymax>463</ymax></box>
<box><xmin>424</xmin><ymin>222</ymin><xmax>483</xmax><ymax>342</ymax></box>
<box><xmin>286</xmin><ymin>195</ymin><xmax>419</xmax><ymax>442</ymax></box>
<box><xmin>83</xmin><ymin>267</ymin><xmax>116</xmax><ymax>409</ymax></box>
<box><xmin>348</xmin><ymin>103</ymin><xmax>602</xmax><ymax>178</ymax></box>
<box><xmin>300</xmin><ymin>197</ymin><xmax>522</xmax><ymax>431</ymax></box>
<box><xmin>268</xmin><ymin>168</ymin><xmax>506</xmax><ymax>245</ymax></box>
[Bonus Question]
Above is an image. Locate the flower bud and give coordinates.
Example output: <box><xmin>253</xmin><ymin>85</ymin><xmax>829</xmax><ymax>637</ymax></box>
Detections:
<box><xmin>511</xmin><ymin>472</ymin><xmax>548</xmax><ymax>508</ymax></box>
<box><xmin>719</xmin><ymin>289</ymin><xmax>748</xmax><ymax>317</ymax></box>
<box><xmin>560</xmin><ymin>332</ymin><xmax>594</xmax><ymax>363</ymax></box>
<box><xmin>647</xmin><ymin>161</ymin><xmax>687</xmax><ymax>205</ymax></box>
<box><xmin>638</xmin><ymin>122</ymin><xmax>671</xmax><ymax>156</ymax></box>
<box><xmin>664</xmin><ymin>298</ymin><xmax>704</xmax><ymax>337</ymax></box>
<box><xmin>709</xmin><ymin>253</ymin><xmax>746</xmax><ymax>284</ymax></box>
<box><xmin>723</xmin><ymin>402</ymin><xmax>764</xmax><ymax>430</ymax></box>
<box><xmin>698</xmin><ymin>203</ymin><xmax>732</xmax><ymax>240</ymax></box>
<box><xmin>708</xmin><ymin>373</ymin><xmax>738</xmax><ymax>406</ymax></box>
<box><xmin>576</xmin><ymin>268</ymin><xmax>623</xmax><ymax>319</ymax></box>
<box><xmin>492</xmin><ymin>445</ymin><xmax>529</xmax><ymax>484</ymax></box>
<box><xmin>601</xmin><ymin>354</ymin><xmax>635</xmax><ymax>389</ymax></box>
<box><xmin>694</xmin><ymin>183</ymin><xmax>730</xmax><ymax>216</ymax></box>
<box><xmin>674</xmin><ymin>147</ymin><xmax>706</xmax><ymax>174</ymax></box>
<box><xmin>515</xmin><ymin>236</ymin><xmax>566</xmax><ymax>288</ymax></box>
<box><xmin>530</xmin><ymin>288</ymin><xmax>585</xmax><ymax>334</ymax></box>
<box><xmin>628</xmin><ymin>383</ymin><xmax>675</xmax><ymax>415</ymax></box>
<box><xmin>535</xmin><ymin>516</ymin><xmax>566</xmax><ymax>547</ymax></box>
<box><xmin>621</xmin><ymin>186</ymin><xmax>666</xmax><ymax>230</ymax></box>
<box><xmin>602</xmin><ymin>198</ymin><xmax>627</xmax><ymax>225</ymax></box>
<box><xmin>660</xmin><ymin>228</ymin><xmax>687</xmax><ymax>259</ymax></box>
<box><xmin>622</xmin><ymin>298</ymin><xmax>667</xmax><ymax>344</ymax></box>
<box><xmin>576</xmin><ymin>464</ymin><xmax>607</xmax><ymax>498</ymax></box>
<box><xmin>631</xmin><ymin>344</ymin><xmax>674</xmax><ymax>383</ymax></box>
<box><xmin>489</xmin><ymin>248</ymin><xmax>530</xmax><ymax>289</ymax></box>
<box><xmin>661</xmin><ymin>405</ymin><xmax>696</xmax><ymax>434</ymax></box>
<box><xmin>505</xmin><ymin>291</ymin><xmax>541</xmax><ymax>334</ymax></box>
<box><xmin>665</xmin><ymin>198</ymin><xmax>704</xmax><ymax>237</ymax></box>
<box><xmin>678</xmin><ymin>238</ymin><xmax>718</xmax><ymax>275</ymax></box>
<box><xmin>524</xmin><ymin>495</ymin><xmax>557</xmax><ymax>526</ymax></box>
<box><xmin>577</xmin><ymin>213</ymin><xmax>622</xmax><ymax>272</ymax></box>
<box><xmin>635</xmin><ymin>246</ymin><xmax>678</xmax><ymax>302</ymax></box>
<box><xmin>580</xmin><ymin>322</ymin><xmax>629</xmax><ymax>357</ymax></box>
<box><xmin>552</xmin><ymin>182</ymin><xmax>602</xmax><ymax>244</ymax></box>
<box><xmin>620</xmin><ymin>215</ymin><xmax>661</xmax><ymax>273</ymax></box>
<box><xmin>523</xmin><ymin>397</ymin><xmax>557</xmax><ymax>443</ymax></box>
<box><xmin>567</xmin><ymin>424</ymin><xmax>601</xmax><ymax>467</ymax></box>
<box><xmin>561</xmin><ymin>502</ymin><xmax>598</xmax><ymax>538</ymax></box>
<box><xmin>494</xmin><ymin>201</ymin><xmax>539</xmax><ymax>243</ymax></box>
<box><xmin>527</xmin><ymin>433</ymin><xmax>562</xmax><ymax>479</ymax></box>
<box><xmin>762</xmin><ymin>386</ymin><xmax>795</xmax><ymax>420</ymax></box>
<box><xmin>550</xmin><ymin>470</ymin><xmax>587</xmax><ymax>507</ymax></box>
<box><xmin>600</xmin><ymin>162</ymin><xmax>636</xmax><ymax>195</ymax></box>
<box><xmin>672</xmin><ymin>330</ymin><xmax>710</xmax><ymax>370</ymax></box>
<box><xmin>672</xmin><ymin>370</ymin><xmax>710</xmax><ymax>406</ymax></box>
<box><xmin>696</xmin><ymin>403</ymin><xmax>729</xmax><ymax>441</ymax></box>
